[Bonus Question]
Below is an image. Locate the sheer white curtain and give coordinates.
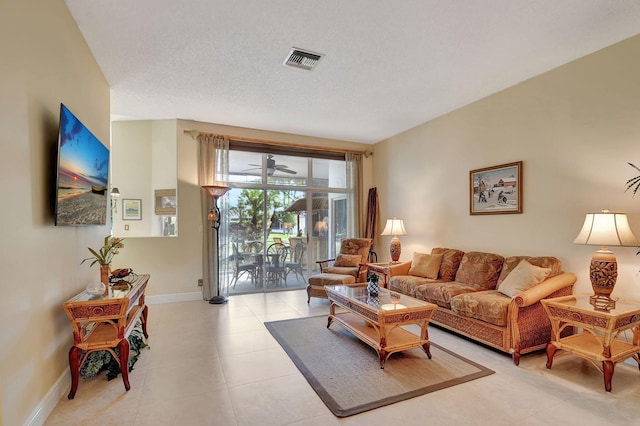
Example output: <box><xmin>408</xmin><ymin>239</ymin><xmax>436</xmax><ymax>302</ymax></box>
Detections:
<box><xmin>198</xmin><ymin>134</ymin><xmax>229</xmax><ymax>300</ymax></box>
<box><xmin>346</xmin><ymin>153</ymin><xmax>363</xmax><ymax>237</ymax></box>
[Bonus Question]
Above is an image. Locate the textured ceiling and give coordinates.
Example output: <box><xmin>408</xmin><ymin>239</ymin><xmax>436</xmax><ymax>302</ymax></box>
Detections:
<box><xmin>64</xmin><ymin>1</ymin><xmax>640</xmax><ymax>144</ymax></box>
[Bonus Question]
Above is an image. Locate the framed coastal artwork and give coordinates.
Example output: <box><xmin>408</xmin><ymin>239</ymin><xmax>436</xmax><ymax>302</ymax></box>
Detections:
<box><xmin>123</xmin><ymin>199</ymin><xmax>142</xmax><ymax>220</ymax></box>
<box><xmin>470</xmin><ymin>161</ymin><xmax>522</xmax><ymax>215</ymax></box>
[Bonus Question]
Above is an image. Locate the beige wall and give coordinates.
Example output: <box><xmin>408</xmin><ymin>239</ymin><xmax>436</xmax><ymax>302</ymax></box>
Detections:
<box><xmin>111</xmin><ymin>120</ymin><xmax>178</xmax><ymax>238</ymax></box>
<box><xmin>0</xmin><ymin>1</ymin><xmax>110</xmax><ymax>424</ymax></box>
<box><xmin>374</xmin><ymin>34</ymin><xmax>640</xmax><ymax>300</ymax></box>
<box><xmin>114</xmin><ymin>119</ymin><xmax>372</xmax><ymax>298</ymax></box>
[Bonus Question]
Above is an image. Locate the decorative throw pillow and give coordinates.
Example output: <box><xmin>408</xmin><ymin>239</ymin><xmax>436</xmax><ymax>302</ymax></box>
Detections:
<box><xmin>498</xmin><ymin>259</ymin><xmax>551</xmax><ymax>298</ymax></box>
<box><xmin>408</xmin><ymin>252</ymin><xmax>443</xmax><ymax>279</ymax></box>
<box><xmin>334</xmin><ymin>254</ymin><xmax>362</xmax><ymax>267</ymax></box>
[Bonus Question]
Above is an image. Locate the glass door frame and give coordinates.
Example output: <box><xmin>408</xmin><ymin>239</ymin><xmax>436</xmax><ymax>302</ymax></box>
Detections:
<box><xmin>226</xmin><ymin>153</ymin><xmax>348</xmax><ymax>294</ymax></box>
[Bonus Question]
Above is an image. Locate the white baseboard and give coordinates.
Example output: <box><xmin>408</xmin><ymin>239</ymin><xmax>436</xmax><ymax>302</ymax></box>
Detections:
<box><xmin>146</xmin><ymin>291</ymin><xmax>203</xmax><ymax>304</ymax></box>
<box><xmin>26</xmin><ymin>370</ymin><xmax>70</xmax><ymax>426</ymax></box>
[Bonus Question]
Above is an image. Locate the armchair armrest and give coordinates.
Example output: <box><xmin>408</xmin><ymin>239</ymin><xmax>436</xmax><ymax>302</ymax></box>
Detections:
<box><xmin>388</xmin><ymin>261</ymin><xmax>412</xmax><ymax>276</ymax></box>
<box><xmin>514</xmin><ymin>273</ymin><xmax>577</xmax><ymax>308</ymax></box>
<box><xmin>315</xmin><ymin>258</ymin><xmax>336</xmax><ymax>273</ymax></box>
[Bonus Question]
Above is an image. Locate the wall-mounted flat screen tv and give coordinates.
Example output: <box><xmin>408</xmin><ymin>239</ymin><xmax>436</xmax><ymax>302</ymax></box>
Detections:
<box><xmin>55</xmin><ymin>103</ymin><xmax>110</xmax><ymax>225</ymax></box>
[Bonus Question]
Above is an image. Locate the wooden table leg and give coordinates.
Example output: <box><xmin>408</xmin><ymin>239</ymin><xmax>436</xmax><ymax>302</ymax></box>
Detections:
<box><xmin>378</xmin><ymin>349</ymin><xmax>387</xmax><ymax>369</ymax></box>
<box><xmin>141</xmin><ymin>305</ymin><xmax>149</xmax><ymax>339</ymax></box>
<box><xmin>422</xmin><ymin>342</ymin><xmax>432</xmax><ymax>359</ymax></box>
<box><xmin>603</xmin><ymin>361</ymin><xmax>615</xmax><ymax>392</ymax></box>
<box><xmin>546</xmin><ymin>343</ymin><xmax>557</xmax><ymax>369</ymax></box>
<box><xmin>379</xmin><ymin>336</ymin><xmax>388</xmax><ymax>369</ymax></box>
<box><xmin>421</xmin><ymin>323</ymin><xmax>432</xmax><ymax>359</ymax></box>
<box><xmin>67</xmin><ymin>346</ymin><xmax>82</xmax><ymax>399</ymax></box>
<box><xmin>118</xmin><ymin>338</ymin><xmax>131</xmax><ymax>391</ymax></box>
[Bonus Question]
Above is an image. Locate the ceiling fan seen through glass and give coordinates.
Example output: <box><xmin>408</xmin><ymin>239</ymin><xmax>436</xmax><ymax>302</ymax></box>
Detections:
<box><xmin>244</xmin><ymin>154</ymin><xmax>298</xmax><ymax>176</ymax></box>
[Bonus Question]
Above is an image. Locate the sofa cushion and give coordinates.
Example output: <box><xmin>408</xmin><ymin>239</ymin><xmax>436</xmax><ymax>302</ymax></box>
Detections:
<box><xmin>454</xmin><ymin>251</ymin><xmax>504</xmax><ymax>290</ymax></box>
<box><xmin>388</xmin><ymin>275</ymin><xmax>442</xmax><ymax>297</ymax></box>
<box><xmin>497</xmin><ymin>256</ymin><xmax>562</xmax><ymax>287</ymax></box>
<box><xmin>308</xmin><ymin>273</ymin><xmax>356</xmax><ymax>286</ymax></box>
<box><xmin>334</xmin><ymin>254</ymin><xmax>361</xmax><ymax>267</ymax></box>
<box><xmin>408</xmin><ymin>252</ymin><xmax>443</xmax><ymax>278</ymax></box>
<box><xmin>414</xmin><ymin>281</ymin><xmax>486</xmax><ymax>308</ymax></box>
<box><xmin>339</xmin><ymin>238</ymin><xmax>371</xmax><ymax>262</ymax></box>
<box><xmin>323</xmin><ymin>266</ymin><xmax>359</xmax><ymax>277</ymax></box>
<box><xmin>431</xmin><ymin>248</ymin><xmax>465</xmax><ymax>281</ymax></box>
<box><xmin>497</xmin><ymin>259</ymin><xmax>551</xmax><ymax>297</ymax></box>
<box><xmin>450</xmin><ymin>290</ymin><xmax>511</xmax><ymax>327</ymax></box>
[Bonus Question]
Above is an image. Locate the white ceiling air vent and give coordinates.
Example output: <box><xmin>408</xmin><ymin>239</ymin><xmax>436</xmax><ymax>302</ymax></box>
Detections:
<box><xmin>283</xmin><ymin>48</ymin><xmax>324</xmax><ymax>71</ymax></box>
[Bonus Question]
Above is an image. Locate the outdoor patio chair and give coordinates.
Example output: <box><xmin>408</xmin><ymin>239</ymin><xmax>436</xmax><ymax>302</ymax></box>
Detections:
<box><xmin>285</xmin><ymin>242</ymin><xmax>306</xmax><ymax>284</ymax></box>
<box><xmin>265</xmin><ymin>243</ymin><xmax>288</xmax><ymax>287</ymax></box>
<box><xmin>231</xmin><ymin>243</ymin><xmax>257</xmax><ymax>288</ymax></box>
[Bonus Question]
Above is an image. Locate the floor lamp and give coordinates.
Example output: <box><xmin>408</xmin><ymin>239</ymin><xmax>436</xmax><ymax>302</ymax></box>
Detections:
<box><xmin>203</xmin><ymin>185</ymin><xmax>230</xmax><ymax>304</ymax></box>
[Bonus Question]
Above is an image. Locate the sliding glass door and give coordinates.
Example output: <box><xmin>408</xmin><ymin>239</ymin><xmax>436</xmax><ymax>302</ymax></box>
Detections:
<box><xmin>225</xmin><ymin>151</ymin><xmax>349</xmax><ymax>294</ymax></box>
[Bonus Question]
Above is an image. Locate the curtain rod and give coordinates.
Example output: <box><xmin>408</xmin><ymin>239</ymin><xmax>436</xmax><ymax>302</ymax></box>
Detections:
<box><xmin>183</xmin><ymin>129</ymin><xmax>372</xmax><ymax>157</ymax></box>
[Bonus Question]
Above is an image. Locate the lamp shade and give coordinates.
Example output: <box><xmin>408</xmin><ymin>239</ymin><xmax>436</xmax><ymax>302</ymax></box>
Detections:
<box><xmin>573</xmin><ymin>210</ymin><xmax>639</xmax><ymax>247</ymax></box>
<box><xmin>381</xmin><ymin>218</ymin><xmax>407</xmax><ymax>237</ymax></box>
<box><xmin>202</xmin><ymin>185</ymin><xmax>230</xmax><ymax>198</ymax></box>
<box><xmin>110</xmin><ymin>187</ymin><xmax>120</xmax><ymax>197</ymax></box>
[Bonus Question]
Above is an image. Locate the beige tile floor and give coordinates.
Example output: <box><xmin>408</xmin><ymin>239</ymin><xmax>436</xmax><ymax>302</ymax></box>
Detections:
<box><xmin>46</xmin><ymin>289</ymin><xmax>640</xmax><ymax>425</ymax></box>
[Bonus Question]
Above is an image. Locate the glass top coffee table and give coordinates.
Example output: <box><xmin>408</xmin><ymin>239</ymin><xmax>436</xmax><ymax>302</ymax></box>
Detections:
<box><xmin>325</xmin><ymin>285</ymin><xmax>437</xmax><ymax>368</ymax></box>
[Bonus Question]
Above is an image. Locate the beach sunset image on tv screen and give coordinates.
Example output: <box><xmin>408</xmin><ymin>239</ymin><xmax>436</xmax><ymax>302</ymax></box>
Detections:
<box><xmin>55</xmin><ymin>104</ymin><xmax>109</xmax><ymax>225</ymax></box>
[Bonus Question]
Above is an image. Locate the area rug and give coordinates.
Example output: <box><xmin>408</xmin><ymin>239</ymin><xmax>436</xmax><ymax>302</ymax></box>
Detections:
<box><xmin>265</xmin><ymin>315</ymin><xmax>494</xmax><ymax>417</ymax></box>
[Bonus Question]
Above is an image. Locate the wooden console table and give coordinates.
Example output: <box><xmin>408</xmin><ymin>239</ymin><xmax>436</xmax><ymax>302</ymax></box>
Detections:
<box><xmin>62</xmin><ymin>274</ymin><xmax>150</xmax><ymax>399</ymax></box>
<box><xmin>541</xmin><ymin>293</ymin><xmax>640</xmax><ymax>392</ymax></box>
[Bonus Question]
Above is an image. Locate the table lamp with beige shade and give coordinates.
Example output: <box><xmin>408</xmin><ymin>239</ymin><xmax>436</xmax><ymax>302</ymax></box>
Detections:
<box><xmin>381</xmin><ymin>217</ymin><xmax>407</xmax><ymax>263</ymax></box>
<box><xmin>573</xmin><ymin>209</ymin><xmax>639</xmax><ymax>311</ymax></box>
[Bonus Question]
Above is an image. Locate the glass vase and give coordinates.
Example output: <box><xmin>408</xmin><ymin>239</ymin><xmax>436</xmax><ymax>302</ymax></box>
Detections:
<box><xmin>367</xmin><ymin>276</ymin><xmax>379</xmax><ymax>297</ymax></box>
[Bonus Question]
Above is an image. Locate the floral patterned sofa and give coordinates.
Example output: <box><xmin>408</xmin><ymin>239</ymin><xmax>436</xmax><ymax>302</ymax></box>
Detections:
<box><xmin>388</xmin><ymin>248</ymin><xmax>576</xmax><ymax>365</ymax></box>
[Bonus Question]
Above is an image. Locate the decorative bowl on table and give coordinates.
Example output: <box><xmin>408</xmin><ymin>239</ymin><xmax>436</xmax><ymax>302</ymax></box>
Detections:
<box><xmin>86</xmin><ymin>281</ymin><xmax>106</xmax><ymax>296</ymax></box>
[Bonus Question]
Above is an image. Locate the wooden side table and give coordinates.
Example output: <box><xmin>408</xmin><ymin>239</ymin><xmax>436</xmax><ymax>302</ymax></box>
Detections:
<box><xmin>362</xmin><ymin>262</ymin><xmax>392</xmax><ymax>288</ymax></box>
<box><xmin>62</xmin><ymin>274</ymin><xmax>150</xmax><ymax>399</ymax></box>
<box><xmin>541</xmin><ymin>293</ymin><xmax>640</xmax><ymax>392</ymax></box>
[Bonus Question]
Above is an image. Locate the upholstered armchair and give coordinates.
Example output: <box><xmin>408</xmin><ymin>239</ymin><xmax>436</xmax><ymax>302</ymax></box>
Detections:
<box><xmin>316</xmin><ymin>238</ymin><xmax>372</xmax><ymax>282</ymax></box>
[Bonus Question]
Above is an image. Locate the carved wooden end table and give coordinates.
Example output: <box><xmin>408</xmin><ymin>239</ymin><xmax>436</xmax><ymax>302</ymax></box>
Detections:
<box><xmin>361</xmin><ymin>262</ymin><xmax>393</xmax><ymax>288</ymax></box>
<box><xmin>325</xmin><ymin>285</ymin><xmax>437</xmax><ymax>369</ymax></box>
<box><xmin>541</xmin><ymin>293</ymin><xmax>640</xmax><ymax>392</ymax></box>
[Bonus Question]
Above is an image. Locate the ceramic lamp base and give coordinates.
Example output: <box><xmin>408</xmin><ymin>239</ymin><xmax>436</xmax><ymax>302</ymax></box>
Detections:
<box><xmin>589</xmin><ymin>249</ymin><xmax>618</xmax><ymax>311</ymax></box>
<box><xmin>389</xmin><ymin>237</ymin><xmax>401</xmax><ymax>263</ymax></box>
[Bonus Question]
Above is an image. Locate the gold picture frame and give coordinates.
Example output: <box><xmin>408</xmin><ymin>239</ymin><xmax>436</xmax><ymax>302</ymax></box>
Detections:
<box><xmin>470</xmin><ymin>161</ymin><xmax>522</xmax><ymax>215</ymax></box>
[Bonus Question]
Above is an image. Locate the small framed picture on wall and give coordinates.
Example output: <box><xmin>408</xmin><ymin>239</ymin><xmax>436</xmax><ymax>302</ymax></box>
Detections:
<box><xmin>469</xmin><ymin>161</ymin><xmax>522</xmax><ymax>215</ymax></box>
<box><xmin>123</xmin><ymin>199</ymin><xmax>142</xmax><ymax>220</ymax></box>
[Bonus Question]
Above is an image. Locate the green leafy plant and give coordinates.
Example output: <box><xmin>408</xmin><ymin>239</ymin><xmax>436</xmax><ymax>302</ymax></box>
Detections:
<box><xmin>81</xmin><ymin>235</ymin><xmax>125</xmax><ymax>267</ymax></box>
<box><xmin>80</xmin><ymin>321</ymin><xmax>149</xmax><ymax>380</ymax></box>
<box><xmin>625</xmin><ymin>163</ymin><xmax>640</xmax><ymax>256</ymax></box>
<box><xmin>625</xmin><ymin>163</ymin><xmax>640</xmax><ymax>196</ymax></box>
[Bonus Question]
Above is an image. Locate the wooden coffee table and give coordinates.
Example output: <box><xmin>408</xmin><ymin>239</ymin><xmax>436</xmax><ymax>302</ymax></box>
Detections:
<box><xmin>325</xmin><ymin>285</ymin><xmax>437</xmax><ymax>368</ymax></box>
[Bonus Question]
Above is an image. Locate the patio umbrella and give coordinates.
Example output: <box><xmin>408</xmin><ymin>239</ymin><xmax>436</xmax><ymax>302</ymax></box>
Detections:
<box><xmin>285</xmin><ymin>196</ymin><xmax>328</xmax><ymax>212</ymax></box>
<box><xmin>285</xmin><ymin>196</ymin><xmax>328</xmax><ymax>235</ymax></box>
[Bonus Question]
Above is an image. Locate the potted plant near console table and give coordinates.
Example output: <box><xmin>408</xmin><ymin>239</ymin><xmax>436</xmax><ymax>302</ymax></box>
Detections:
<box><xmin>81</xmin><ymin>235</ymin><xmax>125</xmax><ymax>295</ymax></box>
